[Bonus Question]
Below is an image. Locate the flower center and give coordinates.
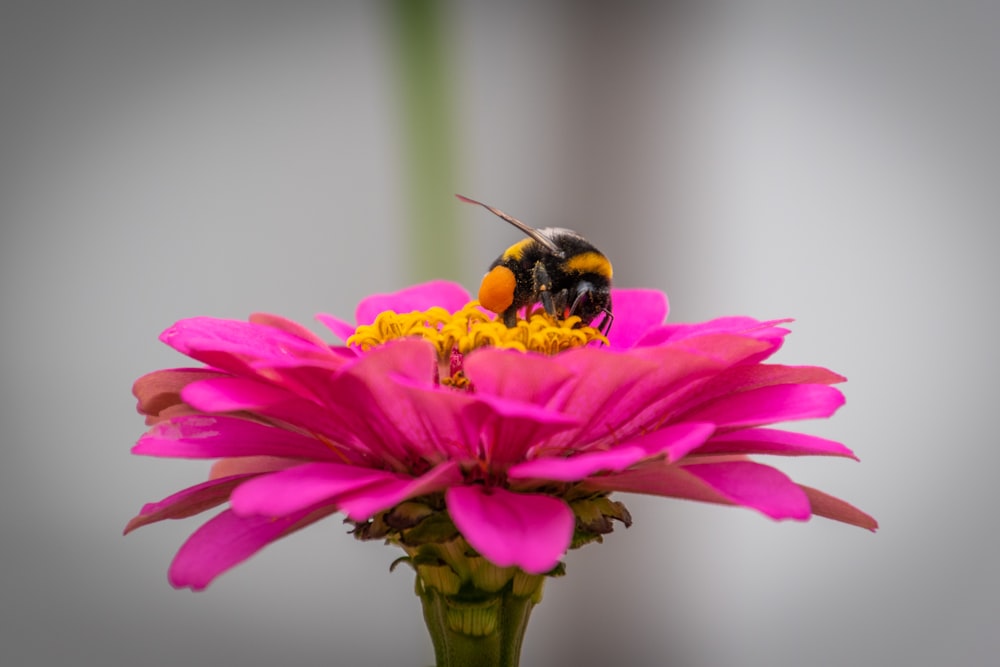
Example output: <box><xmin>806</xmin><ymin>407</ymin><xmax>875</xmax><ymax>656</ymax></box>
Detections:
<box><xmin>347</xmin><ymin>301</ymin><xmax>608</xmax><ymax>358</ymax></box>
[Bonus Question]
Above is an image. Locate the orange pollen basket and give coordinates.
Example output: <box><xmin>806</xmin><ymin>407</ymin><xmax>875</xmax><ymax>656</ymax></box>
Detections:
<box><xmin>478</xmin><ymin>266</ymin><xmax>516</xmax><ymax>313</ymax></box>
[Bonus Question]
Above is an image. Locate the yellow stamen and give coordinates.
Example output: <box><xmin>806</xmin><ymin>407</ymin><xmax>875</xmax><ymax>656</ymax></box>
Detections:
<box><xmin>441</xmin><ymin>372</ymin><xmax>471</xmax><ymax>390</ymax></box>
<box><xmin>347</xmin><ymin>301</ymin><xmax>608</xmax><ymax>357</ymax></box>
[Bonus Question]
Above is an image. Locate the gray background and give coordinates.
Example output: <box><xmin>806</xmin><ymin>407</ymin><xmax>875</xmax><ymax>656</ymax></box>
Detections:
<box><xmin>2</xmin><ymin>2</ymin><xmax>997</xmax><ymax>666</ymax></box>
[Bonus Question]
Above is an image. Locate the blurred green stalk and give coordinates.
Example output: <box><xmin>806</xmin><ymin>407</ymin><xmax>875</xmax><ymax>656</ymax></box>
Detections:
<box><xmin>390</xmin><ymin>0</ymin><xmax>461</xmax><ymax>282</ymax></box>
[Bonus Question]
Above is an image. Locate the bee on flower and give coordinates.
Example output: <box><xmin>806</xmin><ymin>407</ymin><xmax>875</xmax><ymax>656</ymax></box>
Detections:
<box><xmin>127</xmin><ymin>280</ymin><xmax>875</xmax><ymax>591</ymax></box>
<box><xmin>126</xmin><ymin>199</ymin><xmax>875</xmax><ymax>666</ymax></box>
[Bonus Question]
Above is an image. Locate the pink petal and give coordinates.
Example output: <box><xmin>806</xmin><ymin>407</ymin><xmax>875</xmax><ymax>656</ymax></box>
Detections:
<box><xmin>181</xmin><ymin>377</ymin><xmax>293</xmax><ymax>412</ymax></box>
<box><xmin>258</xmin><ymin>339</ymin><xmax>439</xmax><ymax>458</ymax></box>
<box><xmin>800</xmin><ymin>485</ymin><xmax>878</xmax><ymax>531</ymax></box>
<box><xmin>528</xmin><ymin>348</ymin><xmax>667</xmax><ymax>439</ymax></box>
<box><xmin>342</xmin><ymin>337</ymin><xmax>438</xmax><ymax>387</ymax></box>
<box><xmin>314</xmin><ymin>313</ymin><xmax>358</xmax><ymax>343</ymax></box>
<box><xmin>209</xmin><ymin>456</ymin><xmax>303</xmax><ymax>479</ymax></box>
<box><xmin>507</xmin><ymin>422</ymin><xmax>715</xmax><ymax>482</ymax></box>
<box><xmin>178</xmin><ymin>379</ymin><xmax>350</xmax><ymax>449</ymax></box>
<box><xmin>648</xmin><ymin>331</ymin><xmax>775</xmax><ymax>366</ymax></box>
<box><xmin>620</xmin><ymin>335</ymin><xmax>780</xmax><ymax>422</ymax></box>
<box><xmin>606</xmin><ymin>288</ymin><xmax>669</xmax><ymax>349</ymax></box>
<box><xmin>681</xmin><ymin>461</ymin><xmax>811</xmax><ymax>519</ymax></box>
<box><xmin>124</xmin><ymin>474</ymin><xmax>255</xmax><ymax>534</ymax></box>
<box><xmin>663</xmin><ymin>364</ymin><xmax>847</xmax><ymax>431</ymax></box>
<box><xmin>678</xmin><ymin>384</ymin><xmax>845</xmax><ymax>429</ymax></box>
<box><xmin>248</xmin><ymin>312</ymin><xmax>332</xmax><ymax>349</ymax></box>
<box><xmin>446</xmin><ymin>486</ymin><xmax>574</xmax><ymax>574</ymax></box>
<box><xmin>404</xmin><ymin>381</ymin><xmax>580</xmax><ymax>464</ymax></box>
<box><xmin>142</xmin><ymin>402</ymin><xmax>202</xmax><ymax>426</ymax></box>
<box><xmin>542</xmin><ymin>335</ymin><xmax>769</xmax><ymax>450</ymax></box>
<box><xmin>584</xmin><ymin>461</ymin><xmax>735</xmax><ymax>505</ymax></box>
<box><xmin>229</xmin><ymin>463</ymin><xmax>399</xmax><ymax>518</ymax></box>
<box><xmin>651</xmin><ymin>422</ymin><xmax>718</xmax><ymax>460</ymax></box>
<box><xmin>686</xmin><ymin>364</ymin><xmax>846</xmax><ymax>408</ymax></box>
<box><xmin>638</xmin><ymin>316</ymin><xmax>793</xmax><ymax>347</ymax></box>
<box><xmin>168</xmin><ymin>506</ymin><xmax>336</xmax><ymax>591</ymax></box>
<box><xmin>355</xmin><ymin>280</ymin><xmax>471</xmax><ymax>325</ymax></box>
<box><xmin>468</xmin><ymin>392</ymin><xmax>581</xmax><ymax>465</ymax></box>
<box><xmin>463</xmin><ymin>348</ymin><xmax>576</xmax><ymax>406</ymax></box>
<box><xmin>546</xmin><ymin>347</ymin><xmax>705</xmax><ymax>441</ymax></box>
<box><xmin>133</xmin><ymin>415</ymin><xmax>338</xmax><ymax>460</ymax></box>
<box><xmin>334</xmin><ymin>461</ymin><xmax>464</xmax><ymax>520</ymax></box>
<box><xmin>312</xmin><ymin>341</ymin><xmax>475</xmax><ymax>461</ymax></box>
<box><xmin>359</xmin><ymin>379</ymin><xmax>494</xmax><ymax>461</ymax></box>
<box><xmin>319</xmin><ymin>339</ymin><xmax>576</xmax><ymax>464</ymax></box>
<box><xmin>133</xmin><ymin>368</ymin><xmax>226</xmax><ymax>417</ymax></box>
<box><xmin>227</xmin><ymin>459</ymin><xmax>463</xmax><ymax>523</ymax></box>
<box><xmin>584</xmin><ymin>459</ymin><xmax>811</xmax><ymax>520</ymax></box>
<box><xmin>159</xmin><ymin>316</ymin><xmax>333</xmax><ymax>377</ymax></box>
<box><xmin>698</xmin><ymin>428</ymin><xmax>858</xmax><ymax>459</ymax></box>
<box><xmin>243</xmin><ymin>357</ymin><xmax>354</xmax><ymax>410</ymax></box>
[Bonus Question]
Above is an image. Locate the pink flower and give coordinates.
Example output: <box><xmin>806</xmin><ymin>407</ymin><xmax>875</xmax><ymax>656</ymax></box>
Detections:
<box><xmin>126</xmin><ymin>280</ymin><xmax>875</xmax><ymax>591</ymax></box>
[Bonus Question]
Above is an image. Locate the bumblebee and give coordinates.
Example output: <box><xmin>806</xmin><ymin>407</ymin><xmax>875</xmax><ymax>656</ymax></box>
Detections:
<box><xmin>457</xmin><ymin>194</ymin><xmax>614</xmax><ymax>335</ymax></box>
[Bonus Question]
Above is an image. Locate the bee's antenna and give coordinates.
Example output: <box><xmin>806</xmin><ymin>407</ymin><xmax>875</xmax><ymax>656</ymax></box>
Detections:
<box><xmin>456</xmin><ymin>194</ymin><xmax>565</xmax><ymax>258</ymax></box>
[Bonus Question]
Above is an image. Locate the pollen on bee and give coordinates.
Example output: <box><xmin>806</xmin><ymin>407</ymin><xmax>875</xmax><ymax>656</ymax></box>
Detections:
<box><xmin>478</xmin><ymin>265</ymin><xmax>517</xmax><ymax>314</ymax></box>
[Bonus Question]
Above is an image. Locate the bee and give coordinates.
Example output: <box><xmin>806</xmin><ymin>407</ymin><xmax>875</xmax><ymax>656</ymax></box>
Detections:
<box><xmin>457</xmin><ymin>194</ymin><xmax>613</xmax><ymax>335</ymax></box>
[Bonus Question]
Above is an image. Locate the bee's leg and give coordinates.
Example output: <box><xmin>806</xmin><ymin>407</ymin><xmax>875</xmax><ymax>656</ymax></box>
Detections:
<box><xmin>502</xmin><ymin>307</ymin><xmax>518</xmax><ymax>328</ymax></box>
<box><xmin>532</xmin><ymin>261</ymin><xmax>557</xmax><ymax>318</ymax></box>
<box><xmin>568</xmin><ymin>286</ymin><xmax>593</xmax><ymax>319</ymax></box>
<box><xmin>596</xmin><ymin>308</ymin><xmax>614</xmax><ymax>336</ymax></box>
<box><xmin>568</xmin><ymin>286</ymin><xmax>613</xmax><ymax>335</ymax></box>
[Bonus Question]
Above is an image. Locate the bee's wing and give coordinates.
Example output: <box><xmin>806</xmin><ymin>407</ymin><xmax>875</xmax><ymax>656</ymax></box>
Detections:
<box><xmin>456</xmin><ymin>194</ymin><xmax>565</xmax><ymax>258</ymax></box>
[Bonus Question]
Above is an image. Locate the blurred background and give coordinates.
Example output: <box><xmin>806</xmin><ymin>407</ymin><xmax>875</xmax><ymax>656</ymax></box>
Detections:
<box><xmin>1</xmin><ymin>2</ymin><xmax>997</xmax><ymax>666</ymax></box>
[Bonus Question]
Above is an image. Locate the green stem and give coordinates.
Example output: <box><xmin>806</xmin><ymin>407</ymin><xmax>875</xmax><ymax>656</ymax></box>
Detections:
<box><xmin>388</xmin><ymin>0</ymin><xmax>462</xmax><ymax>283</ymax></box>
<box><xmin>418</xmin><ymin>579</ymin><xmax>538</xmax><ymax>667</ymax></box>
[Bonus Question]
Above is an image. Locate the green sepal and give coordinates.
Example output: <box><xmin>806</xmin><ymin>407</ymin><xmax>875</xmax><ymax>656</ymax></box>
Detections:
<box><xmin>401</xmin><ymin>510</ymin><xmax>460</xmax><ymax>545</ymax></box>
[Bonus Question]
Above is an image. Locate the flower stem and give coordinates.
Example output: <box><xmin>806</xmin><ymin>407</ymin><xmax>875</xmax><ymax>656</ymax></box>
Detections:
<box><xmin>388</xmin><ymin>0</ymin><xmax>462</xmax><ymax>283</ymax></box>
<box><xmin>417</xmin><ymin>579</ymin><xmax>539</xmax><ymax>667</ymax></box>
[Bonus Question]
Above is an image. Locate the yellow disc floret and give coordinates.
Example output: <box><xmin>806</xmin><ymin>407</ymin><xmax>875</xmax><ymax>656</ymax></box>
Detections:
<box><xmin>347</xmin><ymin>301</ymin><xmax>608</xmax><ymax>358</ymax></box>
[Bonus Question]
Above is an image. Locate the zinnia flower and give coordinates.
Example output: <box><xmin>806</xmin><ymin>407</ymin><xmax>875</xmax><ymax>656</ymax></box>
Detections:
<box><xmin>127</xmin><ymin>280</ymin><xmax>874</xmax><ymax>663</ymax></box>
